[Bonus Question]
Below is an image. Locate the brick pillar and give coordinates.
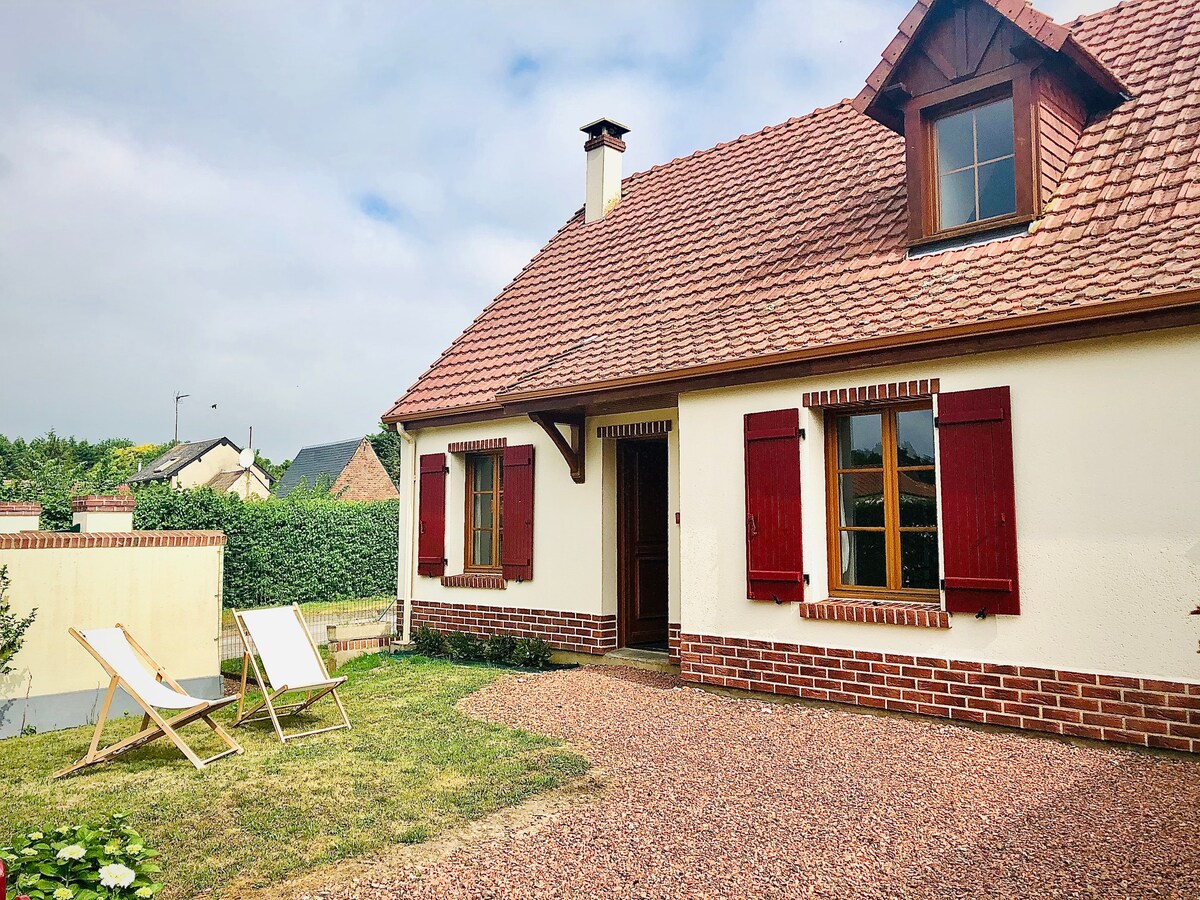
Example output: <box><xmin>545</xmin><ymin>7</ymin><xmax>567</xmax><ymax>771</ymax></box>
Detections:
<box><xmin>71</xmin><ymin>493</ymin><xmax>136</xmax><ymax>532</ymax></box>
<box><xmin>0</xmin><ymin>502</ymin><xmax>41</xmax><ymax>533</ymax></box>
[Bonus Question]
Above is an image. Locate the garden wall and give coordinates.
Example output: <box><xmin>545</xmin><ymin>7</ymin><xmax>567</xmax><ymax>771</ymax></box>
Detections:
<box><xmin>0</xmin><ymin>503</ymin><xmax>224</xmax><ymax>738</ymax></box>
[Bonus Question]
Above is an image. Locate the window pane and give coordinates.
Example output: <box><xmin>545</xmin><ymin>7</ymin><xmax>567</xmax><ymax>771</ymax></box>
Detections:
<box><xmin>898</xmin><ymin>470</ymin><xmax>938</xmax><ymax>526</ymax></box>
<box><xmin>473</xmin><ymin>492</ymin><xmax>493</xmax><ymax>530</ymax></box>
<box><xmin>901</xmin><ymin>531</ymin><xmax>940</xmax><ymax>590</ymax></box>
<box><xmin>839</xmin><ymin>473</ymin><xmax>885</xmax><ymax>527</ymax></box>
<box><xmin>837</xmin><ymin>414</ymin><xmax>883</xmax><ymax>467</ymax></box>
<box><xmin>896</xmin><ymin>409</ymin><xmax>935</xmax><ymax>466</ymax></box>
<box><xmin>939</xmin><ymin>168</ymin><xmax>977</xmax><ymax>228</ymax></box>
<box><xmin>975</xmin><ymin>97</ymin><xmax>1014</xmax><ymax>162</ymax></box>
<box><xmin>471</xmin><ymin>456</ymin><xmax>494</xmax><ymax>492</ymax></box>
<box><xmin>840</xmin><ymin>530</ymin><xmax>887</xmax><ymax>588</ymax></box>
<box><xmin>977</xmin><ymin>156</ymin><xmax>1017</xmax><ymax>221</ymax></box>
<box><xmin>936</xmin><ymin>108</ymin><xmax>975</xmax><ymax>173</ymax></box>
<box><xmin>472</xmin><ymin>529</ymin><xmax>493</xmax><ymax>567</ymax></box>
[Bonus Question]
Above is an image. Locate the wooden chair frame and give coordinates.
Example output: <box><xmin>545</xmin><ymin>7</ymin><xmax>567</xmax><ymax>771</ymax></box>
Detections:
<box><xmin>53</xmin><ymin>626</ymin><xmax>243</xmax><ymax>779</ymax></box>
<box><xmin>232</xmin><ymin>605</ymin><xmax>350</xmax><ymax>743</ymax></box>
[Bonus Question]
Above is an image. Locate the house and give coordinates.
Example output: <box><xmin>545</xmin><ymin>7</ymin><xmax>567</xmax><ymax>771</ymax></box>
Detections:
<box><xmin>382</xmin><ymin>0</ymin><xmax>1200</xmax><ymax>753</ymax></box>
<box><xmin>276</xmin><ymin>437</ymin><xmax>400</xmax><ymax>500</ymax></box>
<box><xmin>128</xmin><ymin>437</ymin><xmax>272</xmax><ymax>499</ymax></box>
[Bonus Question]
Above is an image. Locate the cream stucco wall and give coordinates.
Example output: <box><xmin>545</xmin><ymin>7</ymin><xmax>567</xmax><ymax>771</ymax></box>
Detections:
<box><xmin>678</xmin><ymin>326</ymin><xmax>1200</xmax><ymax>682</ymax></box>
<box><xmin>0</xmin><ymin>544</ymin><xmax>223</xmax><ymax>702</ymax></box>
<box><xmin>408</xmin><ymin>409</ymin><xmax>680</xmax><ymax>623</ymax></box>
<box><xmin>167</xmin><ymin>444</ymin><xmax>271</xmax><ymax>498</ymax></box>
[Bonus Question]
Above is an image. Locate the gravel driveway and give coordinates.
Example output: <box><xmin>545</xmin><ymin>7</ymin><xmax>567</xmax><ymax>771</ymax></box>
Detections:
<box><xmin>316</xmin><ymin>665</ymin><xmax>1200</xmax><ymax>899</ymax></box>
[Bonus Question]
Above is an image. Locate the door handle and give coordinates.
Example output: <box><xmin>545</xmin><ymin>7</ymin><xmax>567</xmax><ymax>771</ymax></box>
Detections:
<box><xmin>747</xmin><ymin>514</ymin><xmax>758</xmax><ymax>538</ymax></box>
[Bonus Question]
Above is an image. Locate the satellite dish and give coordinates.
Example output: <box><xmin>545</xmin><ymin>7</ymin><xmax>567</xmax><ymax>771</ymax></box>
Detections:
<box><xmin>238</xmin><ymin>448</ymin><xmax>255</xmax><ymax>468</ymax></box>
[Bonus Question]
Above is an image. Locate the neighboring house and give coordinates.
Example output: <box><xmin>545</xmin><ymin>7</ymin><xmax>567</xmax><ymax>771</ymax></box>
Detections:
<box><xmin>276</xmin><ymin>438</ymin><xmax>400</xmax><ymax>500</ymax></box>
<box><xmin>128</xmin><ymin>437</ymin><xmax>272</xmax><ymax>499</ymax></box>
<box><xmin>382</xmin><ymin>0</ymin><xmax>1200</xmax><ymax>753</ymax></box>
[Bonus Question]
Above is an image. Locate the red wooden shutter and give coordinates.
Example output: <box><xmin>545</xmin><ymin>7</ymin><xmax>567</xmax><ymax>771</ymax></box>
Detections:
<box><xmin>501</xmin><ymin>444</ymin><xmax>535</xmax><ymax>581</ymax></box>
<box><xmin>937</xmin><ymin>386</ymin><xmax>1020</xmax><ymax>615</ymax></box>
<box><xmin>417</xmin><ymin>452</ymin><xmax>447</xmax><ymax>577</ymax></box>
<box><xmin>744</xmin><ymin>408</ymin><xmax>804</xmax><ymax>602</ymax></box>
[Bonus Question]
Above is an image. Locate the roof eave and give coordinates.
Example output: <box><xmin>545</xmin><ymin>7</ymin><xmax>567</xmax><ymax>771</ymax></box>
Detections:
<box><xmin>393</xmin><ymin>288</ymin><xmax>1200</xmax><ymax>428</ymax></box>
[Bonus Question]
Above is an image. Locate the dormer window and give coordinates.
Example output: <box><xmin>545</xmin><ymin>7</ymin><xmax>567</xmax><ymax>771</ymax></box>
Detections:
<box><xmin>934</xmin><ymin>95</ymin><xmax>1015</xmax><ymax>230</ymax></box>
<box><xmin>854</xmin><ymin>0</ymin><xmax>1129</xmax><ymax>249</ymax></box>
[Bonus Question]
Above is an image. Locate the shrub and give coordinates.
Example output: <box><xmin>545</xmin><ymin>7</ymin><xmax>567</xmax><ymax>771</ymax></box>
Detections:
<box><xmin>510</xmin><ymin>637</ymin><xmax>553</xmax><ymax>669</ymax></box>
<box><xmin>132</xmin><ymin>484</ymin><xmax>398</xmax><ymax>608</ymax></box>
<box><xmin>0</xmin><ymin>566</ymin><xmax>37</xmax><ymax>677</ymax></box>
<box><xmin>445</xmin><ymin>631</ymin><xmax>483</xmax><ymax>661</ymax></box>
<box><xmin>482</xmin><ymin>634</ymin><xmax>518</xmax><ymax>664</ymax></box>
<box><xmin>410</xmin><ymin>627</ymin><xmax>553</xmax><ymax>670</ymax></box>
<box><xmin>1</xmin><ymin>813</ymin><xmax>162</xmax><ymax>899</ymax></box>
<box><xmin>411</xmin><ymin>626</ymin><xmax>448</xmax><ymax>659</ymax></box>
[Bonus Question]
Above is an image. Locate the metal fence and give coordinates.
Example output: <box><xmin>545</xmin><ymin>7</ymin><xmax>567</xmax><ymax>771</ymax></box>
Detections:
<box><xmin>220</xmin><ymin>596</ymin><xmax>396</xmax><ymax>662</ymax></box>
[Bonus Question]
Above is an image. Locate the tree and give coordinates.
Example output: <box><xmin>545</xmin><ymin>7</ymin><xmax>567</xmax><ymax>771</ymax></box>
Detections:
<box><xmin>0</xmin><ymin>566</ymin><xmax>36</xmax><ymax>677</ymax></box>
<box><xmin>367</xmin><ymin>425</ymin><xmax>403</xmax><ymax>486</ymax></box>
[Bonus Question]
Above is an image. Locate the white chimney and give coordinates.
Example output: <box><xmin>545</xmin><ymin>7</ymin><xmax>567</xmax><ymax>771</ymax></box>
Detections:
<box><xmin>580</xmin><ymin>118</ymin><xmax>630</xmax><ymax>223</ymax></box>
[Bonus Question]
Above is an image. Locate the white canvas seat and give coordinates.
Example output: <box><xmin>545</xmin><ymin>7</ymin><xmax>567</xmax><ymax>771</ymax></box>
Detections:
<box><xmin>232</xmin><ymin>605</ymin><xmax>350</xmax><ymax>743</ymax></box>
<box><xmin>54</xmin><ymin>626</ymin><xmax>242</xmax><ymax>779</ymax></box>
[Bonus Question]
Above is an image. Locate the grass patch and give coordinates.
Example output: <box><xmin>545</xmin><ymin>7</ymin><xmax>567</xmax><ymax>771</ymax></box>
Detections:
<box><xmin>1</xmin><ymin>654</ymin><xmax>586</xmax><ymax>899</ymax></box>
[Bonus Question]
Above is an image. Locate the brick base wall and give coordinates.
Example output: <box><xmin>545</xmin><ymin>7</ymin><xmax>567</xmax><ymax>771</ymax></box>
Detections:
<box><xmin>679</xmin><ymin>633</ymin><xmax>1200</xmax><ymax>753</ymax></box>
<box><xmin>410</xmin><ymin>599</ymin><xmax>617</xmax><ymax>655</ymax></box>
<box><xmin>668</xmin><ymin>623</ymin><xmax>681</xmax><ymax>665</ymax></box>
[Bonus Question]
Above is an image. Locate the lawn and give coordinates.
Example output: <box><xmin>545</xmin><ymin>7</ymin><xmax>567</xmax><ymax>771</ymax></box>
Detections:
<box><xmin>0</xmin><ymin>654</ymin><xmax>587</xmax><ymax>899</ymax></box>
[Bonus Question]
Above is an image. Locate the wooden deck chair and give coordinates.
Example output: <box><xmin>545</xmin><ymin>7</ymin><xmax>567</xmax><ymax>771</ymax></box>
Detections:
<box><xmin>232</xmin><ymin>605</ymin><xmax>350</xmax><ymax>743</ymax></box>
<box><xmin>54</xmin><ymin>626</ymin><xmax>243</xmax><ymax>779</ymax></box>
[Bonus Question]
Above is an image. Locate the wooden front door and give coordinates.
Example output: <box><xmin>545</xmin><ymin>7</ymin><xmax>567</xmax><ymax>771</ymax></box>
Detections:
<box><xmin>617</xmin><ymin>439</ymin><xmax>669</xmax><ymax>648</ymax></box>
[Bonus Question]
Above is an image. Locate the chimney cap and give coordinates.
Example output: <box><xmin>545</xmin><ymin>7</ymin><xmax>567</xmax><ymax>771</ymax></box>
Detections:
<box><xmin>580</xmin><ymin>117</ymin><xmax>630</xmax><ymax>140</ymax></box>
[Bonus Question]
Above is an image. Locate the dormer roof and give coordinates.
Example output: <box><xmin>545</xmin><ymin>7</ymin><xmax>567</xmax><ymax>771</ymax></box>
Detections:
<box><xmin>855</xmin><ymin>0</ymin><xmax>1129</xmax><ymax>133</ymax></box>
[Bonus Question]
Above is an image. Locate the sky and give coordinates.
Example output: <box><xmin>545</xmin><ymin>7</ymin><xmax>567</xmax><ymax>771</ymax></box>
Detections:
<box><xmin>0</xmin><ymin>0</ymin><xmax>1110</xmax><ymax>461</ymax></box>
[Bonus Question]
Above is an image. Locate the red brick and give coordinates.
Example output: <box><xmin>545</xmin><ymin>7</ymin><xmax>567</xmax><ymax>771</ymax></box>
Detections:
<box><xmin>1122</xmin><ymin>690</ymin><xmax>1168</xmax><ymax>707</ymax></box>
<box><xmin>1147</xmin><ymin>734</ymin><xmax>1192</xmax><ymax>752</ymax></box>
<box><xmin>1061</xmin><ymin>722</ymin><xmax>1105</xmax><ymax>741</ymax></box>
<box><xmin>1101</xmin><ymin>729</ymin><xmax>1148</xmax><ymax>746</ymax></box>
<box><xmin>983</xmin><ymin>712</ymin><xmax>1022</xmax><ymax>728</ymax></box>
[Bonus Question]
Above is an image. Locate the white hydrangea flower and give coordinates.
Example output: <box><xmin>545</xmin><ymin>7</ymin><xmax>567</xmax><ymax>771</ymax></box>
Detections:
<box><xmin>20</xmin><ymin>847</ymin><xmax>37</xmax><ymax>856</ymax></box>
<box><xmin>56</xmin><ymin>844</ymin><xmax>85</xmax><ymax>860</ymax></box>
<box><xmin>127</xmin><ymin>843</ymin><xmax>144</xmax><ymax>854</ymax></box>
<box><xmin>53</xmin><ymin>888</ymin><xmax>75</xmax><ymax>899</ymax></box>
<box><xmin>27</xmin><ymin>831</ymin><xmax>43</xmax><ymax>840</ymax></box>
<box><xmin>99</xmin><ymin>863</ymin><xmax>136</xmax><ymax>889</ymax></box>
<box><xmin>136</xmin><ymin>888</ymin><xmax>154</xmax><ymax>898</ymax></box>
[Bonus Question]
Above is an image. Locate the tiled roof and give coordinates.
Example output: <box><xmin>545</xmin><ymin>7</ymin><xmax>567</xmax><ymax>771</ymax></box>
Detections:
<box><xmin>276</xmin><ymin>438</ymin><xmax>362</xmax><ymax>497</ymax></box>
<box><xmin>128</xmin><ymin>438</ymin><xmax>227</xmax><ymax>483</ymax></box>
<box><xmin>383</xmin><ymin>0</ymin><xmax>1200</xmax><ymax>423</ymax></box>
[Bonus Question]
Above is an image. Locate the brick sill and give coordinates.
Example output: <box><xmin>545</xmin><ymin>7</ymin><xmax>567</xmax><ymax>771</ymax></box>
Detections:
<box><xmin>798</xmin><ymin>598</ymin><xmax>949</xmax><ymax>629</ymax></box>
<box><xmin>440</xmin><ymin>573</ymin><xmax>506</xmax><ymax>590</ymax></box>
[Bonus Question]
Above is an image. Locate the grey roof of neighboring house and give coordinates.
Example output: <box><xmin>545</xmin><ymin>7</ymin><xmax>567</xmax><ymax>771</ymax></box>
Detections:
<box><xmin>275</xmin><ymin>438</ymin><xmax>363</xmax><ymax>497</ymax></box>
<box><xmin>128</xmin><ymin>437</ymin><xmax>230</xmax><ymax>484</ymax></box>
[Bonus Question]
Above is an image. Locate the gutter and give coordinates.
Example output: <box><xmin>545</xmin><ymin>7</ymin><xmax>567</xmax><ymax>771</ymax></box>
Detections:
<box><xmin>395</xmin><ymin>425</ymin><xmax>417</xmax><ymax>645</ymax></box>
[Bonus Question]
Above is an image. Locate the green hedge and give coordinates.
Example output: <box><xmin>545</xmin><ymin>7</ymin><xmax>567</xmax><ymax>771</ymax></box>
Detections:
<box><xmin>133</xmin><ymin>484</ymin><xmax>398</xmax><ymax>608</ymax></box>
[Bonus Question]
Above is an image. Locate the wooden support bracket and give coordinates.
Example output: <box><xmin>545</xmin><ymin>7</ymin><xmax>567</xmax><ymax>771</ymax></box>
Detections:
<box><xmin>529</xmin><ymin>412</ymin><xmax>586</xmax><ymax>483</ymax></box>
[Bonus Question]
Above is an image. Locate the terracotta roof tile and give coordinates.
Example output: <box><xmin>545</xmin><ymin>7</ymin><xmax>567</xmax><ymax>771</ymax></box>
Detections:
<box><xmin>384</xmin><ymin>0</ymin><xmax>1200</xmax><ymax>422</ymax></box>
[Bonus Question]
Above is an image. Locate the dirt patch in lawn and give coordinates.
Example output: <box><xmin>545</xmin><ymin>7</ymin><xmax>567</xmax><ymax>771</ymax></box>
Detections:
<box><xmin>308</xmin><ymin>665</ymin><xmax>1200</xmax><ymax>900</ymax></box>
<box><xmin>231</xmin><ymin>770</ymin><xmax>608</xmax><ymax>900</ymax></box>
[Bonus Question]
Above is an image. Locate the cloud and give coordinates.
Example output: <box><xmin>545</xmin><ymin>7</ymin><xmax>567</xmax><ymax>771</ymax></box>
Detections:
<box><xmin>0</xmin><ymin>0</ymin><xmax>1117</xmax><ymax>458</ymax></box>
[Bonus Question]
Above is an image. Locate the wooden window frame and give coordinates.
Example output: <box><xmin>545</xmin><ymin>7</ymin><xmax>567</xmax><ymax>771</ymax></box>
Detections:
<box><xmin>824</xmin><ymin>400</ymin><xmax>940</xmax><ymax>604</ymax></box>
<box><xmin>904</xmin><ymin>63</ymin><xmax>1038</xmax><ymax>246</ymax></box>
<box><xmin>464</xmin><ymin>451</ymin><xmax>503</xmax><ymax>573</ymax></box>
